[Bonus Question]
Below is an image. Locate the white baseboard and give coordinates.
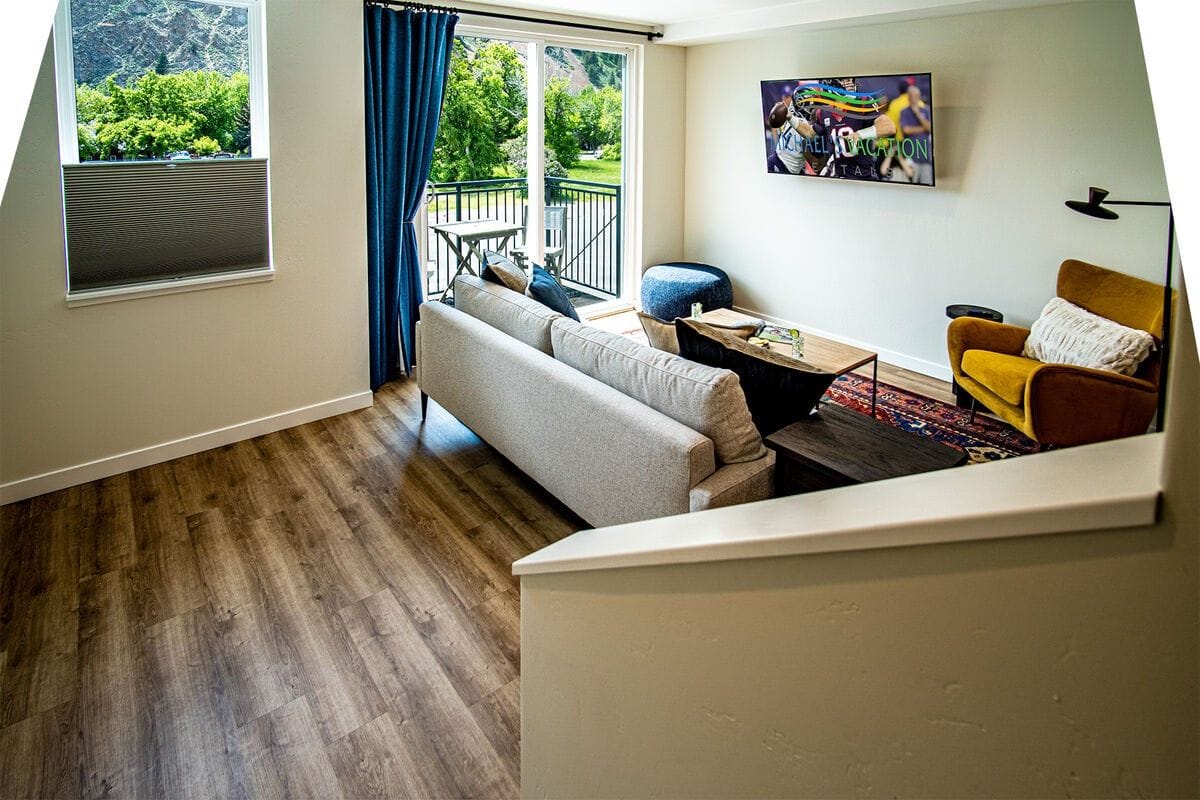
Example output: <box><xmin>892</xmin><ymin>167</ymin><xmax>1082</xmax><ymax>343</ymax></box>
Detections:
<box><xmin>731</xmin><ymin>304</ymin><xmax>954</xmax><ymax>383</ymax></box>
<box><xmin>0</xmin><ymin>391</ymin><xmax>374</xmax><ymax>505</ymax></box>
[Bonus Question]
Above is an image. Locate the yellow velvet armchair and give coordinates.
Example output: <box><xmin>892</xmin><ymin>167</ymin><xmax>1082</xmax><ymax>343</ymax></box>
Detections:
<box><xmin>947</xmin><ymin>259</ymin><xmax>1166</xmax><ymax>446</ymax></box>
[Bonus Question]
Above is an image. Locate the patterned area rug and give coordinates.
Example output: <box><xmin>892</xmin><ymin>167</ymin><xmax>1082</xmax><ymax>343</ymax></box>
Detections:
<box><xmin>827</xmin><ymin>373</ymin><xmax>1039</xmax><ymax>464</ymax></box>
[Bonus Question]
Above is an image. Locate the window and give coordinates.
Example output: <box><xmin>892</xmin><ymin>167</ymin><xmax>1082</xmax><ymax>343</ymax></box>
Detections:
<box><xmin>52</xmin><ymin>0</ymin><xmax>270</xmax><ymax>299</ymax></box>
<box><xmin>424</xmin><ymin>29</ymin><xmax>636</xmax><ymax>312</ymax></box>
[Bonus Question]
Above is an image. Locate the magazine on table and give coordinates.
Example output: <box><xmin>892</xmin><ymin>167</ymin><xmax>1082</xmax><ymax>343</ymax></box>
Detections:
<box><xmin>757</xmin><ymin>325</ymin><xmax>798</xmax><ymax>344</ymax></box>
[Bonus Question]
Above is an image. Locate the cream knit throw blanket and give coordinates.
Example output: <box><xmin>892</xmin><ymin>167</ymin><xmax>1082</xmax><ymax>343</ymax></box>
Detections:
<box><xmin>1023</xmin><ymin>297</ymin><xmax>1155</xmax><ymax>376</ymax></box>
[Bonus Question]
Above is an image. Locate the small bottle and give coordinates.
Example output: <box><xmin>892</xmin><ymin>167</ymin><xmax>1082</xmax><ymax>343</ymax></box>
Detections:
<box><xmin>791</xmin><ymin>330</ymin><xmax>804</xmax><ymax>359</ymax></box>
<box><xmin>691</xmin><ymin>302</ymin><xmax>703</xmax><ymax>319</ymax></box>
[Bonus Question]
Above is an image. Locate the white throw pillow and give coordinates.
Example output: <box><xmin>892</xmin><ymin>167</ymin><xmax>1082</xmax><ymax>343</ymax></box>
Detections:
<box><xmin>1023</xmin><ymin>297</ymin><xmax>1155</xmax><ymax>376</ymax></box>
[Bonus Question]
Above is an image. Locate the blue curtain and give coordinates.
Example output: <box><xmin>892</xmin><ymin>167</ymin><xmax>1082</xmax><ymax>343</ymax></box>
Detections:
<box><xmin>364</xmin><ymin>5</ymin><xmax>457</xmax><ymax>390</ymax></box>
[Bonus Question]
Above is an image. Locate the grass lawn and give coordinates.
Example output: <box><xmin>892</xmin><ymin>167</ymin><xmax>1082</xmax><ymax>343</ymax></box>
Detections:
<box><xmin>566</xmin><ymin>158</ymin><xmax>622</xmax><ymax>185</ymax></box>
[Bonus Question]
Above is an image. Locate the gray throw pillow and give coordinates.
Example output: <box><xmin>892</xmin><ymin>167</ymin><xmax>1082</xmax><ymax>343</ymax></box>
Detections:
<box><xmin>481</xmin><ymin>250</ymin><xmax>529</xmax><ymax>294</ymax></box>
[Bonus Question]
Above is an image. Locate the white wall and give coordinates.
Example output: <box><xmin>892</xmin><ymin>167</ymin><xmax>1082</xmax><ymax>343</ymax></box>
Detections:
<box><xmin>0</xmin><ymin>0</ymin><xmax>372</xmax><ymax>498</ymax></box>
<box><xmin>640</xmin><ymin>43</ymin><xmax>686</xmax><ymax>268</ymax></box>
<box><xmin>520</xmin><ymin>281</ymin><xmax>1198</xmax><ymax>799</ymax></box>
<box><xmin>682</xmin><ymin>0</ymin><xmax>1168</xmax><ymax>378</ymax></box>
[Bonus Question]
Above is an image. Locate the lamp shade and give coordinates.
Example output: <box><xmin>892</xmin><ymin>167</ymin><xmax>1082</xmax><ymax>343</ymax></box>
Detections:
<box><xmin>1065</xmin><ymin>186</ymin><xmax>1120</xmax><ymax>220</ymax></box>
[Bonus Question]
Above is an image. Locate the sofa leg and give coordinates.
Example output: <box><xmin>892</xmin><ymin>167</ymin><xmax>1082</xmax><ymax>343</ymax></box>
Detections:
<box><xmin>420</xmin><ymin>391</ymin><xmax>429</xmax><ymax>422</ymax></box>
<box><xmin>967</xmin><ymin>397</ymin><xmax>977</xmax><ymax>425</ymax></box>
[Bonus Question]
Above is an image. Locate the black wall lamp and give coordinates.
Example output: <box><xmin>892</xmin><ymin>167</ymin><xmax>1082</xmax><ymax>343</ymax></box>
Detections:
<box><xmin>1065</xmin><ymin>186</ymin><xmax>1176</xmax><ymax>426</ymax></box>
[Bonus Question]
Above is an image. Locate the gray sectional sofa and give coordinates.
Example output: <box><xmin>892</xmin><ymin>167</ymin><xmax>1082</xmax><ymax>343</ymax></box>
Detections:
<box><xmin>415</xmin><ymin>276</ymin><xmax>774</xmax><ymax>528</ymax></box>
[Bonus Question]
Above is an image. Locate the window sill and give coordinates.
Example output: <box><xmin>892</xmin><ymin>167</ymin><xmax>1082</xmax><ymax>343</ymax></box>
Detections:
<box><xmin>66</xmin><ymin>267</ymin><xmax>275</xmax><ymax>308</ymax></box>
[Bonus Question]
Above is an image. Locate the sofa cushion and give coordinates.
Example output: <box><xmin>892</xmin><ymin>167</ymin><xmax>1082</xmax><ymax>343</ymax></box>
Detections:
<box><xmin>676</xmin><ymin>319</ymin><xmax>836</xmax><ymax>436</ymax></box>
<box><xmin>1022</xmin><ymin>296</ymin><xmax>1155</xmax><ymax>376</ymax></box>
<box><xmin>453</xmin><ymin>275</ymin><xmax>560</xmax><ymax>355</ymax></box>
<box><xmin>527</xmin><ymin>265</ymin><xmax>580</xmax><ymax>321</ymax></box>
<box><xmin>481</xmin><ymin>250</ymin><xmax>530</xmax><ymax>294</ymax></box>
<box><xmin>961</xmin><ymin>350</ymin><xmax>1041</xmax><ymax>406</ymax></box>
<box><xmin>551</xmin><ymin>318</ymin><xmax>765</xmax><ymax>465</ymax></box>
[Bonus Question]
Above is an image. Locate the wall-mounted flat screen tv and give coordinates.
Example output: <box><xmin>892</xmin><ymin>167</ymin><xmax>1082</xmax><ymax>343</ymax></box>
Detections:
<box><xmin>761</xmin><ymin>73</ymin><xmax>934</xmax><ymax>186</ymax></box>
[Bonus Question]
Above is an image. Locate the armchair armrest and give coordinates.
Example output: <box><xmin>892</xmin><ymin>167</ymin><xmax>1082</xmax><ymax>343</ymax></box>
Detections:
<box><xmin>1026</xmin><ymin>364</ymin><xmax>1158</xmax><ymax>446</ymax></box>
<box><xmin>947</xmin><ymin>318</ymin><xmax>1031</xmax><ymax>376</ymax></box>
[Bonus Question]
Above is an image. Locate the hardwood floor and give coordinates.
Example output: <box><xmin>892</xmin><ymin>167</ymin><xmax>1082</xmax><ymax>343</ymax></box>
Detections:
<box><xmin>0</xmin><ymin>377</ymin><xmax>582</xmax><ymax>800</ymax></box>
<box><xmin>0</xmin><ymin>316</ymin><xmax>959</xmax><ymax>799</ymax></box>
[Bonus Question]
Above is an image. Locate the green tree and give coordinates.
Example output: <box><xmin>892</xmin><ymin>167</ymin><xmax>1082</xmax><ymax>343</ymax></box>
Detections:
<box><xmin>576</xmin><ymin>50</ymin><xmax>623</xmax><ymax>90</ymax></box>
<box><xmin>155</xmin><ymin>52</ymin><xmax>169</xmax><ymax>75</ymax></box>
<box><xmin>501</xmin><ymin>137</ymin><xmax>567</xmax><ymax>179</ymax></box>
<box><xmin>543</xmin><ymin>77</ymin><xmax>581</xmax><ymax>169</ymax></box>
<box><xmin>73</xmin><ymin>68</ymin><xmax>250</xmax><ymax>160</ymax></box>
<box><xmin>431</xmin><ymin>39</ymin><xmax>526</xmax><ymax>182</ymax></box>
<box><xmin>575</xmin><ymin>85</ymin><xmax>622</xmax><ymax>152</ymax></box>
<box><xmin>191</xmin><ymin>135</ymin><xmax>220</xmax><ymax>155</ymax></box>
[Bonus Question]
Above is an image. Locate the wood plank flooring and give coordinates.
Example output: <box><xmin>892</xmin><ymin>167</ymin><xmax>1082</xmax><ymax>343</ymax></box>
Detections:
<box><xmin>0</xmin><ymin>320</ymin><xmax>957</xmax><ymax>799</ymax></box>
<box><xmin>0</xmin><ymin>377</ymin><xmax>582</xmax><ymax>800</ymax></box>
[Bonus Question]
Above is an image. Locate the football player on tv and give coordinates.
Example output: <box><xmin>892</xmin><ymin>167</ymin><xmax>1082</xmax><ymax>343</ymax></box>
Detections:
<box><xmin>793</xmin><ymin>77</ymin><xmax>896</xmax><ymax>180</ymax></box>
<box><xmin>766</xmin><ymin>97</ymin><xmax>816</xmax><ymax>176</ymax></box>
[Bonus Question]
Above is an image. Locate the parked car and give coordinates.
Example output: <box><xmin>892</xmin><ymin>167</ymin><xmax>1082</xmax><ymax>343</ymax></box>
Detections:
<box><xmin>167</xmin><ymin>151</ymin><xmax>192</xmax><ymax>160</ymax></box>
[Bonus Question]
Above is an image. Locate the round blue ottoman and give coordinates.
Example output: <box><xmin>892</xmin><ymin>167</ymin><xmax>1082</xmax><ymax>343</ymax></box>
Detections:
<box><xmin>641</xmin><ymin>262</ymin><xmax>733</xmax><ymax>321</ymax></box>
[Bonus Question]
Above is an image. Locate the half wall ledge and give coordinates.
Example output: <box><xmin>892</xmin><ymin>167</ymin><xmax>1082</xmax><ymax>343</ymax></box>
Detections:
<box><xmin>512</xmin><ymin>432</ymin><xmax>1164</xmax><ymax>576</ymax></box>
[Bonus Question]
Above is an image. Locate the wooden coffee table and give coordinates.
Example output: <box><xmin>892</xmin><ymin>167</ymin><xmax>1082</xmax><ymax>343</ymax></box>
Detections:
<box><xmin>699</xmin><ymin>308</ymin><xmax>879</xmax><ymax>415</ymax></box>
<box><xmin>765</xmin><ymin>404</ymin><xmax>967</xmax><ymax>495</ymax></box>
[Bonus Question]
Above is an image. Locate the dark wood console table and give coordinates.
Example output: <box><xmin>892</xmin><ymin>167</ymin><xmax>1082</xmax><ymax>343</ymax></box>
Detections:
<box><xmin>765</xmin><ymin>405</ymin><xmax>967</xmax><ymax>495</ymax></box>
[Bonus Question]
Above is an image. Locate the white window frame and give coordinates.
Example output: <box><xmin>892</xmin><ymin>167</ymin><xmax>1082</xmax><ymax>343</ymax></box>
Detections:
<box><xmin>52</xmin><ymin>0</ymin><xmax>273</xmax><ymax>305</ymax></box>
<box><xmin>53</xmin><ymin>0</ymin><xmax>269</xmax><ymax>165</ymax></box>
<box><xmin>445</xmin><ymin>23</ymin><xmax>642</xmax><ymax>312</ymax></box>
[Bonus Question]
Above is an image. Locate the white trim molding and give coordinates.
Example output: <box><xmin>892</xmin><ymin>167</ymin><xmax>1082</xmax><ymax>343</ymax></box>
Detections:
<box><xmin>66</xmin><ymin>266</ymin><xmax>275</xmax><ymax>307</ymax></box>
<box><xmin>0</xmin><ymin>391</ymin><xmax>373</xmax><ymax>505</ymax></box>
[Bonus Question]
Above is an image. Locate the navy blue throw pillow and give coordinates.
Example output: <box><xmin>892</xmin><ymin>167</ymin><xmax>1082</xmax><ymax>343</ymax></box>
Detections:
<box><xmin>676</xmin><ymin>318</ymin><xmax>835</xmax><ymax>435</ymax></box>
<box><xmin>527</xmin><ymin>266</ymin><xmax>580</xmax><ymax>321</ymax></box>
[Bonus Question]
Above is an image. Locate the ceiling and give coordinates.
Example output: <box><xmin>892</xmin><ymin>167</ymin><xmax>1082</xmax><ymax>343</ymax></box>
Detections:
<box><xmin>467</xmin><ymin>0</ymin><xmax>1096</xmax><ymax>44</ymax></box>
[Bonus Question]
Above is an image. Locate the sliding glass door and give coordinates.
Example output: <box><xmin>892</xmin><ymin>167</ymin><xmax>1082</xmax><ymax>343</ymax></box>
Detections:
<box><xmin>425</xmin><ymin>34</ymin><xmax>529</xmax><ymax>296</ymax></box>
<box><xmin>541</xmin><ymin>45</ymin><xmax>626</xmax><ymax>309</ymax></box>
<box><xmin>424</xmin><ymin>30</ymin><xmax>632</xmax><ymax>311</ymax></box>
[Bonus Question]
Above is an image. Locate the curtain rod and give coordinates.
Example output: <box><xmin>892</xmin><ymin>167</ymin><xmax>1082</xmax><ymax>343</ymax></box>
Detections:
<box><xmin>363</xmin><ymin>0</ymin><xmax>663</xmax><ymax>41</ymax></box>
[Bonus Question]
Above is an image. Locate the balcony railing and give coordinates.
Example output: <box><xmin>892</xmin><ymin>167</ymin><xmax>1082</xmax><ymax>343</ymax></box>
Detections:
<box><xmin>425</xmin><ymin>176</ymin><xmax>622</xmax><ymax>304</ymax></box>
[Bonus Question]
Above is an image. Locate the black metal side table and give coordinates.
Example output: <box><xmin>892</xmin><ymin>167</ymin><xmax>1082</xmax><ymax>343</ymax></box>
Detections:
<box><xmin>946</xmin><ymin>304</ymin><xmax>1004</xmax><ymax>408</ymax></box>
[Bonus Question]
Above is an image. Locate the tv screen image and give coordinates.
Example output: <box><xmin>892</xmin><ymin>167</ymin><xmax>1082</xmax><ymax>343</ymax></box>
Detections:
<box><xmin>760</xmin><ymin>73</ymin><xmax>934</xmax><ymax>186</ymax></box>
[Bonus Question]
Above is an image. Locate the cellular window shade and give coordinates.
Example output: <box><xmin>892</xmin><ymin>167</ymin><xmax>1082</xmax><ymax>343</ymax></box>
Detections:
<box><xmin>62</xmin><ymin>159</ymin><xmax>270</xmax><ymax>292</ymax></box>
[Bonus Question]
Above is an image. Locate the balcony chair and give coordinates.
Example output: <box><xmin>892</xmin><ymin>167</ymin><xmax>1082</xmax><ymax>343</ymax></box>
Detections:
<box><xmin>947</xmin><ymin>259</ymin><xmax>1168</xmax><ymax>447</ymax></box>
<box><xmin>512</xmin><ymin>205</ymin><xmax>567</xmax><ymax>278</ymax></box>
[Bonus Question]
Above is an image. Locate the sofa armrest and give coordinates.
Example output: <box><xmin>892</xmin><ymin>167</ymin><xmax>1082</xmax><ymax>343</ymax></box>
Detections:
<box><xmin>1026</xmin><ymin>364</ymin><xmax>1158</xmax><ymax>445</ymax></box>
<box><xmin>947</xmin><ymin>318</ymin><xmax>1031</xmax><ymax>376</ymax></box>
<box><xmin>689</xmin><ymin>450</ymin><xmax>775</xmax><ymax>512</ymax></box>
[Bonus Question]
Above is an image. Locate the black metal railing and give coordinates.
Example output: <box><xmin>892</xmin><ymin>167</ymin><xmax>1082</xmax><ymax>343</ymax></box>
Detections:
<box><xmin>424</xmin><ymin>176</ymin><xmax>622</xmax><ymax>301</ymax></box>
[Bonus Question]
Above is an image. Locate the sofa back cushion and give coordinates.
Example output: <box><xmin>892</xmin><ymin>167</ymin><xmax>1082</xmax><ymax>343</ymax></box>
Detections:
<box><xmin>551</xmin><ymin>318</ymin><xmax>765</xmax><ymax>464</ymax></box>
<box><xmin>454</xmin><ymin>275</ymin><xmax>560</xmax><ymax>355</ymax></box>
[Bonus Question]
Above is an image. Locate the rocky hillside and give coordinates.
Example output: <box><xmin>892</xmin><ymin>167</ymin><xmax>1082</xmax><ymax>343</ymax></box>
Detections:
<box><xmin>70</xmin><ymin>0</ymin><xmax>249</xmax><ymax>86</ymax></box>
<box><xmin>459</xmin><ymin>34</ymin><xmax>623</xmax><ymax>95</ymax></box>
